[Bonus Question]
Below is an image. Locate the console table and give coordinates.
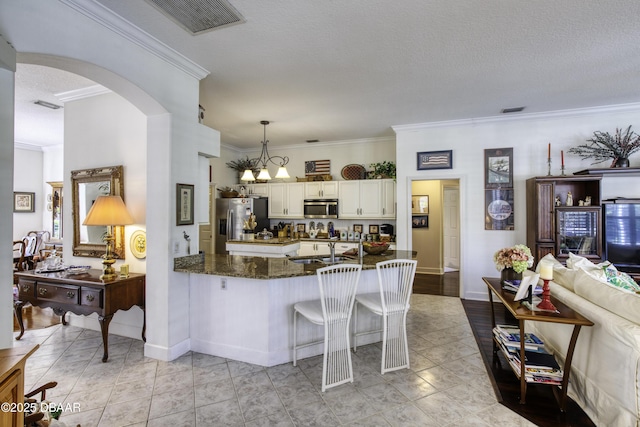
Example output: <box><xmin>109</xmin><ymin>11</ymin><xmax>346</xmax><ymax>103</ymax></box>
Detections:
<box><xmin>0</xmin><ymin>345</ymin><xmax>39</xmax><ymax>427</ymax></box>
<box><xmin>483</xmin><ymin>277</ymin><xmax>593</xmax><ymax>411</ymax></box>
<box><xmin>14</xmin><ymin>270</ymin><xmax>145</xmax><ymax>362</ymax></box>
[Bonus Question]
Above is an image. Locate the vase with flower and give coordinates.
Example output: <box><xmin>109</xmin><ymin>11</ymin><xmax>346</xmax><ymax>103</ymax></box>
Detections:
<box><xmin>493</xmin><ymin>244</ymin><xmax>534</xmax><ymax>285</ymax></box>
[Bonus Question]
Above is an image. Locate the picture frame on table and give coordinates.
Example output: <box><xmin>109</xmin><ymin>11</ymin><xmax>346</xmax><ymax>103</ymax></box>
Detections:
<box><xmin>485</xmin><ymin>148</ymin><xmax>513</xmax><ymax>188</ymax></box>
<box><xmin>369</xmin><ymin>224</ymin><xmax>379</xmax><ymax>234</ymax></box>
<box><xmin>417</xmin><ymin>150</ymin><xmax>452</xmax><ymax>170</ymax></box>
<box><xmin>176</xmin><ymin>183</ymin><xmax>194</xmax><ymax>226</ymax></box>
<box><xmin>296</xmin><ymin>223</ymin><xmax>306</xmax><ymax>233</ymax></box>
<box><xmin>353</xmin><ymin>224</ymin><xmax>363</xmax><ymax>234</ymax></box>
<box><xmin>14</xmin><ymin>192</ymin><xmax>35</xmax><ymax>212</ymax></box>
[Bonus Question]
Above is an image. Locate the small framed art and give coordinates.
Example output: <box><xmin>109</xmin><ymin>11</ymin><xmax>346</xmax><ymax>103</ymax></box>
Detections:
<box><xmin>485</xmin><ymin>189</ymin><xmax>515</xmax><ymax>230</ymax></box>
<box><xmin>411</xmin><ymin>195</ymin><xmax>429</xmax><ymax>214</ymax></box>
<box><xmin>417</xmin><ymin>150</ymin><xmax>452</xmax><ymax>170</ymax></box>
<box><xmin>353</xmin><ymin>224</ymin><xmax>363</xmax><ymax>234</ymax></box>
<box><xmin>296</xmin><ymin>223</ymin><xmax>306</xmax><ymax>233</ymax></box>
<box><xmin>485</xmin><ymin>148</ymin><xmax>513</xmax><ymax>188</ymax></box>
<box><xmin>176</xmin><ymin>183</ymin><xmax>194</xmax><ymax>226</ymax></box>
<box><xmin>14</xmin><ymin>192</ymin><xmax>35</xmax><ymax>212</ymax></box>
<box><xmin>412</xmin><ymin>216</ymin><xmax>429</xmax><ymax>228</ymax></box>
<box><xmin>369</xmin><ymin>224</ymin><xmax>379</xmax><ymax>234</ymax></box>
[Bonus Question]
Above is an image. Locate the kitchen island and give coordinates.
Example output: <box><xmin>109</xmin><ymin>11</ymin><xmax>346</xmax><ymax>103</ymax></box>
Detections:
<box><xmin>175</xmin><ymin>250</ymin><xmax>415</xmax><ymax>366</ymax></box>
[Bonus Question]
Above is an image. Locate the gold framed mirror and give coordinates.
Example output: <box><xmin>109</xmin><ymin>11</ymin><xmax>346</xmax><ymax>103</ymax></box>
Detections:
<box><xmin>71</xmin><ymin>165</ymin><xmax>126</xmax><ymax>258</ymax></box>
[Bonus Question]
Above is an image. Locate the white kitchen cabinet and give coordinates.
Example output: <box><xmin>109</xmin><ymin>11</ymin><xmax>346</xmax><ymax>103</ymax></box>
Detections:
<box><xmin>268</xmin><ymin>183</ymin><xmax>305</xmax><ymax>218</ymax></box>
<box><xmin>235</xmin><ymin>184</ymin><xmax>269</xmax><ymax>197</ymax></box>
<box><xmin>304</xmin><ymin>181</ymin><xmax>339</xmax><ymax>199</ymax></box>
<box><xmin>298</xmin><ymin>241</ymin><xmax>332</xmax><ymax>256</ymax></box>
<box><xmin>338</xmin><ymin>180</ymin><xmax>383</xmax><ymax>219</ymax></box>
<box><xmin>381</xmin><ymin>179</ymin><xmax>396</xmax><ymax>218</ymax></box>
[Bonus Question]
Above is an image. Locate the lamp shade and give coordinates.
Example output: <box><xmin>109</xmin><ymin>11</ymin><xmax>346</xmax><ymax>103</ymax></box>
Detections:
<box><xmin>83</xmin><ymin>195</ymin><xmax>134</xmax><ymax>226</ymax></box>
<box><xmin>275</xmin><ymin>166</ymin><xmax>290</xmax><ymax>179</ymax></box>
<box><xmin>240</xmin><ymin>169</ymin><xmax>256</xmax><ymax>181</ymax></box>
<box><xmin>257</xmin><ymin>168</ymin><xmax>272</xmax><ymax>180</ymax></box>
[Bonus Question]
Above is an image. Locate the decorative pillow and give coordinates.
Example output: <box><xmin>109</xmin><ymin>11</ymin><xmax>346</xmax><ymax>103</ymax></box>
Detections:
<box><xmin>535</xmin><ymin>253</ymin><xmax>576</xmax><ymax>292</ymax></box>
<box><xmin>574</xmin><ymin>268</ymin><xmax>640</xmax><ymax>325</ymax></box>
<box><xmin>602</xmin><ymin>264</ymin><xmax>640</xmax><ymax>293</ymax></box>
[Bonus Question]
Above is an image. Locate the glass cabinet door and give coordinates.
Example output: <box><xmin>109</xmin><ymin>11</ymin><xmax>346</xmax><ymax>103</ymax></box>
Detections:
<box><xmin>556</xmin><ymin>207</ymin><xmax>601</xmax><ymax>258</ymax></box>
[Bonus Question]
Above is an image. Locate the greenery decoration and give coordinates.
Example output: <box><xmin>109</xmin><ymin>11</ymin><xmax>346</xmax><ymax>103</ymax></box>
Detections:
<box><xmin>225</xmin><ymin>155</ymin><xmax>258</xmax><ymax>172</ymax></box>
<box><xmin>568</xmin><ymin>126</ymin><xmax>640</xmax><ymax>167</ymax></box>
<box><xmin>369</xmin><ymin>161</ymin><xmax>396</xmax><ymax>179</ymax></box>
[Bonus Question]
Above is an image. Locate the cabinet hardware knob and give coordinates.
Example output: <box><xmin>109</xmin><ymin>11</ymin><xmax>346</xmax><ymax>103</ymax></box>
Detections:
<box><xmin>22</xmin><ymin>284</ymin><xmax>31</xmax><ymax>292</ymax></box>
<box><xmin>86</xmin><ymin>294</ymin><xmax>95</xmax><ymax>302</ymax></box>
<box><xmin>67</xmin><ymin>291</ymin><xmax>75</xmax><ymax>298</ymax></box>
<box><xmin>38</xmin><ymin>288</ymin><xmax>47</xmax><ymax>295</ymax></box>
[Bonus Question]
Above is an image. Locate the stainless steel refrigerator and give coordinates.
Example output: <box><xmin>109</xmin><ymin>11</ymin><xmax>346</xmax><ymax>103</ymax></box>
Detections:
<box><xmin>215</xmin><ymin>197</ymin><xmax>269</xmax><ymax>254</ymax></box>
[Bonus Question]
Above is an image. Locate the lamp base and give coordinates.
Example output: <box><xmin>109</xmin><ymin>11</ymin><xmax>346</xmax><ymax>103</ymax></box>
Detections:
<box><xmin>100</xmin><ymin>257</ymin><xmax>117</xmax><ymax>281</ymax></box>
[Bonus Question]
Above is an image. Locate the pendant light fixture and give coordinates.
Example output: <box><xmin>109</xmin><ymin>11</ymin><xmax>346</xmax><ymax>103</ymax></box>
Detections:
<box><xmin>241</xmin><ymin>120</ymin><xmax>289</xmax><ymax>181</ymax></box>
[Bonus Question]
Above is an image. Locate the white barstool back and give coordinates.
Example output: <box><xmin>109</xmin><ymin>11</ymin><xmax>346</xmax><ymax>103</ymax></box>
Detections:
<box><xmin>293</xmin><ymin>263</ymin><xmax>362</xmax><ymax>392</ymax></box>
<box><xmin>354</xmin><ymin>259</ymin><xmax>417</xmax><ymax>374</ymax></box>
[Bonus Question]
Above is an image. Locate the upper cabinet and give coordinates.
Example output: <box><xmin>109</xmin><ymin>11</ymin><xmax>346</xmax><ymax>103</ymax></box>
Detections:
<box><xmin>304</xmin><ymin>181</ymin><xmax>339</xmax><ymax>199</ymax></box>
<box><xmin>235</xmin><ymin>184</ymin><xmax>268</xmax><ymax>197</ymax></box>
<box><xmin>526</xmin><ymin>175</ymin><xmax>602</xmax><ymax>265</ymax></box>
<box><xmin>339</xmin><ymin>179</ymin><xmax>394</xmax><ymax>219</ymax></box>
<box><xmin>268</xmin><ymin>182</ymin><xmax>305</xmax><ymax>218</ymax></box>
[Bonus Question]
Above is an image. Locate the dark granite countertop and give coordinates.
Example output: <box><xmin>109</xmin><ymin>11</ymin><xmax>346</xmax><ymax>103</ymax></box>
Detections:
<box><xmin>174</xmin><ymin>250</ymin><xmax>416</xmax><ymax>280</ymax></box>
<box><xmin>226</xmin><ymin>239</ymin><xmax>299</xmax><ymax>246</ymax></box>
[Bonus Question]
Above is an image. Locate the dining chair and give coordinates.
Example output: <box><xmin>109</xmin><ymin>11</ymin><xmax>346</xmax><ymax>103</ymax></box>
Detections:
<box><xmin>293</xmin><ymin>263</ymin><xmax>362</xmax><ymax>392</ymax></box>
<box><xmin>12</xmin><ymin>240</ymin><xmax>26</xmax><ymax>273</ymax></box>
<box><xmin>353</xmin><ymin>259</ymin><xmax>417</xmax><ymax>374</ymax></box>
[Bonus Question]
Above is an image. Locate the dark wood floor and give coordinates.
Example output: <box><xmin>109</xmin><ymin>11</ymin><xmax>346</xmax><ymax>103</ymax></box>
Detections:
<box><xmin>414</xmin><ymin>272</ymin><xmax>595</xmax><ymax>427</ymax></box>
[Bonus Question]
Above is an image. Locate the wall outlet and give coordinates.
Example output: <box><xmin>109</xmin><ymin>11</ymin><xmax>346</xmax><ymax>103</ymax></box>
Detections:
<box><xmin>173</xmin><ymin>241</ymin><xmax>180</xmax><ymax>254</ymax></box>
<box><xmin>221</xmin><ymin>278</ymin><xmax>227</xmax><ymax>290</ymax></box>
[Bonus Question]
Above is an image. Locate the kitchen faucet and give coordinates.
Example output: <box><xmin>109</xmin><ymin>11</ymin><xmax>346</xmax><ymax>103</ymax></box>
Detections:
<box><xmin>328</xmin><ymin>241</ymin><xmax>336</xmax><ymax>263</ymax></box>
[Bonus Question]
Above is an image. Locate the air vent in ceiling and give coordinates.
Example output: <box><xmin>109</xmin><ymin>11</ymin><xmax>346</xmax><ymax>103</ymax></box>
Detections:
<box><xmin>501</xmin><ymin>106</ymin><xmax>525</xmax><ymax>114</ymax></box>
<box><xmin>145</xmin><ymin>0</ymin><xmax>245</xmax><ymax>35</ymax></box>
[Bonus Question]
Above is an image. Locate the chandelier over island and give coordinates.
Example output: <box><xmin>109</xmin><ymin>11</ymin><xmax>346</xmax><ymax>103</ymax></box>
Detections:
<box><xmin>241</xmin><ymin>121</ymin><xmax>290</xmax><ymax>181</ymax></box>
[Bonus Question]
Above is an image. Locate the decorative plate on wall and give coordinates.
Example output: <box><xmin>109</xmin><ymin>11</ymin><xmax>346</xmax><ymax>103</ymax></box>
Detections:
<box><xmin>130</xmin><ymin>230</ymin><xmax>147</xmax><ymax>259</ymax></box>
<box><xmin>341</xmin><ymin>164</ymin><xmax>366</xmax><ymax>180</ymax></box>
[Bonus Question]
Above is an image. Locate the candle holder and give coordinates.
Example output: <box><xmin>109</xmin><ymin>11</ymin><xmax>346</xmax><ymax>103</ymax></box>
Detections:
<box><xmin>536</xmin><ymin>279</ymin><xmax>557</xmax><ymax>311</ymax></box>
<box><xmin>547</xmin><ymin>158</ymin><xmax>552</xmax><ymax>176</ymax></box>
<box><xmin>561</xmin><ymin>165</ymin><xmax>566</xmax><ymax>176</ymax></box>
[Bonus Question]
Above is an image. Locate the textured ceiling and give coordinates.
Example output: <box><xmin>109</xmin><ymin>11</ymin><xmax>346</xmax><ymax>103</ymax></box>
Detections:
<box><xmin>13</xmin><ymin>0</ymin><xmax>640</xmax><ymax>148</ymax></box>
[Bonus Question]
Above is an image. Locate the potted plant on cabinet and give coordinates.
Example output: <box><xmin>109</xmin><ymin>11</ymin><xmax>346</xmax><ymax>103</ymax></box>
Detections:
<box><xmin>226</xmin><ymin>156</ymin><xmax>258</xmax><ymax>182</ymax></box>
<box><xmin>568</xmin><ymin>125</ymin><xmax>640</xmax><ymax>168</ymax></box>
<box><xmin>368</xmin><ymin>161</ymin><xmax>396</xmax><ymax>179</ymax></box>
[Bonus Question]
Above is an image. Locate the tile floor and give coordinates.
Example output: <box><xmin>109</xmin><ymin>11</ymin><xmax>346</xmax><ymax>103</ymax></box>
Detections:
<box><xmin>15</xmin><ymin>294</ymin><xmax>535</xmax><ymax>426</ymax></box>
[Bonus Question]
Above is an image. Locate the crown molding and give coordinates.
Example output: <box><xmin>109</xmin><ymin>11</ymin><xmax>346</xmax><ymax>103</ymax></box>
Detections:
<box><xmin>55</xmin><ymin>84</ymin><xmax>111</xmax><ymax>102</ymax></box>
<box><xmin>223</xmin><ymin>136</ymin><xmax>395</xmax><ymax>154</ymax></box>
<box><xmin>59</xmin><ymin>0</ymin><xmax>209</xmax><ymax>80</ymax></box>
<box><xmin>392</xmin><ymin>102</ymin><xmax>640</xmax><ymax>133</ymax></box>
<box><xmin>14</xmin><ymin>141</ymin><xmax>44</xmax><ymax>152</ymax></box>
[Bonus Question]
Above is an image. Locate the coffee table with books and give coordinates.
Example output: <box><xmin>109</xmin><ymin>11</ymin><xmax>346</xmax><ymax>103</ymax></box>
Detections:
<box><xmin>482</xmin><ymin>277</ymin><xmax>594</xmax><ymax>411</ymax></box>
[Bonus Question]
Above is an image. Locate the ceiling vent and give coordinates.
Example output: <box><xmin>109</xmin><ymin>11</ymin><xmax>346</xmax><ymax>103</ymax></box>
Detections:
<box><xmin>501</xmin><ymin>106</ymin><xmax>525</xmax><ymax>114</ymax></box>
<box><xmin>145</xmin><ymin>0</ymin><xmax>245</xmax><ymax>35</ymax></box>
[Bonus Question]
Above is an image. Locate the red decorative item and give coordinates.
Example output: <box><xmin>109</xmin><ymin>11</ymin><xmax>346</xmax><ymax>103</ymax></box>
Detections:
<box><xmin>536</xmin><ymin>279</ymin><xmax>557</xmax><ymax>311</ymax></box>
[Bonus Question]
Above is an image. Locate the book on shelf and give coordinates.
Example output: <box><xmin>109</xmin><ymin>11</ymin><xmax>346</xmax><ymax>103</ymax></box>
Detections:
<box><xmin>512</xmin><ymin>349</ymin><xmax>561</xmax><ymax>371</ymax></box>
<box><xmin>494</xmin><ymin>325</ymin><xmax>545</xmax><ymax>347</ymax></box>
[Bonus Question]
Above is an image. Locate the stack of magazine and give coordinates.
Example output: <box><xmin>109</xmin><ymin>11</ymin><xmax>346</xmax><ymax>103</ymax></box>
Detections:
<box><xmin>493</xmin><ymin>324</ymin><xmax>563</xmax><ymax>385</ymax></box>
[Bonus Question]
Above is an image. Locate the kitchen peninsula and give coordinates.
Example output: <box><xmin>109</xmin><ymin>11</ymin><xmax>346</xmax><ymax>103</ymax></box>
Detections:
<box><xmin>175</xmin><ymin>250</ymin><xmax>415</xmax><ymax>366</ymax></box>
<box><xmin>225</xmin><ymin>238</ymin><xmax>300</xmax><ymax>257</ymax></box>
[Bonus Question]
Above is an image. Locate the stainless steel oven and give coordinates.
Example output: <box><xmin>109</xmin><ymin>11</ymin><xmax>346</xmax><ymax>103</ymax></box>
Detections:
<box><xmin>304</xmin><ymin>199</ymin><xmax>338</xmax><ymax>219</ymax></box>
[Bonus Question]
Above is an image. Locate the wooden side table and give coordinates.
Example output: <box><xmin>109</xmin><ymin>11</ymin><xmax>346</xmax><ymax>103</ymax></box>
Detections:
<box><xmin>483</xmin><ymin>277</ymin><xmax>593</xmax><ymax>411</ymax></box>
<box><xmin>0</xmin><ymin>345</ymin><xmax>39</xmax><ymax>427</ymax></box>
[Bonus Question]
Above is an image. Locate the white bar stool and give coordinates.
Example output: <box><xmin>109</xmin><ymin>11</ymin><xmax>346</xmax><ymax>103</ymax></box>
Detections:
<box><xmin>353</xmin><ymin>259</ymin><xmax>417</xmax><ymax>374</ymax></box>
<box><xmin>293</xmin><ymin>263</ymin><xmax>362</xmax><ymax>392</ymax></box>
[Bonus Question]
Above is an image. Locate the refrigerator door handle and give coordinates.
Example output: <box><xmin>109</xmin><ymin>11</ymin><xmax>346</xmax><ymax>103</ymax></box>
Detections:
<box><xmin>226</xmin><ymin>209</ymin><xmax>232</xmax><ymax>241</ymax></box>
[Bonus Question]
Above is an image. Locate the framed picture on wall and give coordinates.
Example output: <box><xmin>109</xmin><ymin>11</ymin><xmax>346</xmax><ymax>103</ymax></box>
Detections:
<box><xmin>176</xmin><ymin>183</ymin><xmax>194</xmax><ymax>225</ymax></box>
<box><xmin>411</xmin><ymin>195</ymin><xmax>429</xmax><ymax>214</ymax></box>
<box><xmin>485</xmin><ymin>148</ymin><xmax>513</xmax><ymax>188</ymax></box>
<box><xmin>369</xmin><ymin>224</ymin><xmax>379</xmax><ymax>234</ymax></box>
<box><xmin>13</xmin><ymin>192</ymin><xmax>35</xmax><ymax>212</ymax></box>
<box><xmin>412</xmin><ymin>216</ymin><xmax>428</xmax><ymax>228</ymax></box>
<box><xmin>296</xmin><ymin>223</ymin><xmax>306</xmax><ymax>233</ymax></box>
<box><xmin>485</xmin><ymin>188</ymin><xmax>514</xmax><ymax>230</ymax></box>
<box><xmin>417</xmin><ymin>150</ymin><xmax>452</xmax><ymax>170</ymax></box>
<box><xmin>353</xmin><ymin>224</ymin><xmax>363</xmax><ymax>233</ymax></box>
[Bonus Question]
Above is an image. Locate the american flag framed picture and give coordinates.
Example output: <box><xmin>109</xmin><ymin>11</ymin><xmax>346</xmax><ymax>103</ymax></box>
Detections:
<box><xmin>305</xmin><ymin>159</ymin><xmax>331</xmax><ymax>176</ymax></box>
<box><xmin>417</xmin><ymin>150</ymin><xmax>452</xmax><ymax>170</ymax></box>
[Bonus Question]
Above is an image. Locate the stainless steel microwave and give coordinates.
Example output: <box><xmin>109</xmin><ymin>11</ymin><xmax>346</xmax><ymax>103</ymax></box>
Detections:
<box><xmin>304</xmin><ymin>199</ymin><xmax>338</xmax><ymax>219</ymax></box>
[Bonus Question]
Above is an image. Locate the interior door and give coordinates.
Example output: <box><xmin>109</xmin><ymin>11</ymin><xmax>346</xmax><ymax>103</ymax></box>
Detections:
<box><xmin>443</xmin><ymin>186</ymin><xmax>460</xmax><ymax>271</ymax></box>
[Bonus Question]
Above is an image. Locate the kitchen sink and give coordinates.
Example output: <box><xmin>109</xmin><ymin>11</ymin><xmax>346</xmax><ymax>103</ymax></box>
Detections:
<box><xmin>319</xmin><ymin>256</ymin><xmax>347</xmax><ymax>263</ymax></box>
<box><xmin>289</xmin><ymin>258</ymin><xmax>323</xmax><ymax>264</ymax></box>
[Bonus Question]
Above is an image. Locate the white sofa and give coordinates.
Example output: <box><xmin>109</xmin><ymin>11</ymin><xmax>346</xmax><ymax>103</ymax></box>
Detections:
<box><xmin>528</xmin><ymin>254</ymin><xmax>640</xmax><ymax>427</ymax></box>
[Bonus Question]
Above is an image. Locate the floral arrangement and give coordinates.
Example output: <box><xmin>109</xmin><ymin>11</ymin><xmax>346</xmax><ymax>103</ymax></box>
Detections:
<box><xmin>493</xmin><ymin>244</ymin><xmax>534</xmax><ymax>273</ymax></box>
<box><xmin>568</xmin><ymin>125</ymin><xmax>640</xmax><ymax>167</ymax></box>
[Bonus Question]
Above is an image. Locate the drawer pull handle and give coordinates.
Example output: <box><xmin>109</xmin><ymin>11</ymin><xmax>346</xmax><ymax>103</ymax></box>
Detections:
<box><xmin>38</xmin><ymin>288</ymin><xmax>47</xmax><ymax>296</ymax></box>
<box><xmin>22</xmin><ymin>284</ymin><xmax>31</xmax><ymax>292</ymax></box>
<box><xmin>86</xmin><ymin>294</ymin><xmax>95</xmax><ymax>302</ymax></box>
<box><xmin>67</xmin><ymin>291</ymin><xmax>76</xmax><ymax>298</ymax></box>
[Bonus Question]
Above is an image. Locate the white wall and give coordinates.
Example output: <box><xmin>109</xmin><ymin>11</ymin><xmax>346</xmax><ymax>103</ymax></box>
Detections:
<box><xmin>41</xmin><ymin>145</ymin><xmax>64</xmax><ymax>239</ymax></box>
<box><xmin>395</xmin><ymin>104</ymin><xmax>640</xmax><ymax>301</ymax></box>
<box><xmin>13</xmin><ymin>146</ymin><xmax>43</xmax><ymax>239</ymax></box>
<box><xmin>63</xmin><ymin>91</ymin><xmax>147</xmax><ymax>338</ymax></box>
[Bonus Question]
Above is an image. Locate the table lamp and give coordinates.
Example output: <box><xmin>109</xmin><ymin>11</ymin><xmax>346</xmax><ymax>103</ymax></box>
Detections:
<box><xmin>83</xmin><ymin>195</ymin><xmax>134</xmax><ymax>280</ymax></box>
